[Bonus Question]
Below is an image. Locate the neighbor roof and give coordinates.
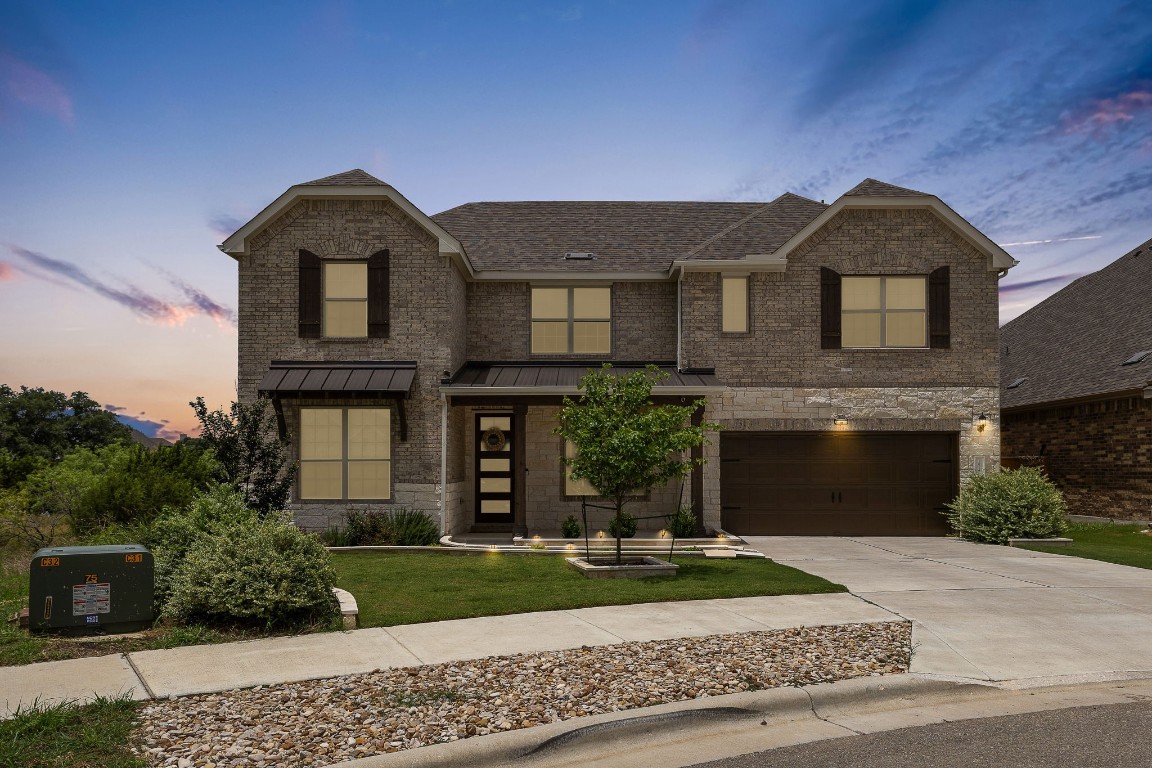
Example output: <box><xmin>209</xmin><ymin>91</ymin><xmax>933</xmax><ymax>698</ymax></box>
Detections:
<box><xmin>1000</xmin><ymin>236</ymin><xmax>1152</xmax><ymax>409</ymax></box>
<box><xmin>430</xmin><ymin>194</ymin><xmax>829</xmax><ymax>272</ymax></box>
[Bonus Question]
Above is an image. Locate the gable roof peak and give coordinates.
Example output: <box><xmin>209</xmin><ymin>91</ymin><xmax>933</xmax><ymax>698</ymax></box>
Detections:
<box><xmin>844</xmin><ymin>178</ymin><xmax>928</xmax><ymax>197</ymax></box>
<box><xmin>299</xmin><ymin>169</ymin><xmax>388</xmax><ymax>186</ymax></box>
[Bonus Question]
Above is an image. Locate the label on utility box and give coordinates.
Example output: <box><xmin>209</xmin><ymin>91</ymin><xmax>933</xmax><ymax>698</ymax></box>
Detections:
<box><xmin>72</xmin><ymin>583</ymin><xmax>111</xmax><ymax>616</ymax></box>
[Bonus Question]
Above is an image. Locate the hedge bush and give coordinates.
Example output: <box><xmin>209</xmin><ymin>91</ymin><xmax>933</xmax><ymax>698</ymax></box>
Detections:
<box><xmin>343</xmin><ymin>508</ymin><xmax>439</xmax><ymax>546</ymax></box>
<box><xmin>608</xmin><ymin>511</ymin><xmax>637</xmax><ymax>539</ymax></box>
<box><xmin>945</xmin><ymin>467</ymin><xmax>1068</xmax><ymax>544</ymax></box>
<box><xmin>560</xmin><ymin>514</ymin><xmax>581</xmax><ymax>539</ymax></box>
<box><xmin>164</xmin><ymin>515</ymin><xmax>338</xmax><ymax>628</ymax></box>
<box><xmin>667</xmin><ymin>506</ymin><xmax>697</xmax><ymax>538</ymax></box>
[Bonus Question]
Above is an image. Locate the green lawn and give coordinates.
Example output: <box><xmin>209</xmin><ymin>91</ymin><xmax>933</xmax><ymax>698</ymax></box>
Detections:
<box><xmin>1017</xmin><ymin>522</ymin><xmax>1152</xmax><ymax>569</ymax></box>
<box><xmin>0</xmin><ymin>695</ymin><xmax>145</xmax><ymax>768</ymax></box>
<box><xmin>332</xmin><ymin>551</ymin><xmax>846</xmax><ymax>627</ymax></box>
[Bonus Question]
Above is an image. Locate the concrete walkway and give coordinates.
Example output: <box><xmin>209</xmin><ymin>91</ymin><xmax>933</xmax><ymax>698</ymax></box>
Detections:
<box><xmin>0</xmin><ymin>591</ymin><xmax>895</xmax><ymax>717</ymax></box>
<box><xmin>745</xmin><ymin>536</ymin><xmax>1152</xmax><ymax>684</ymax></box>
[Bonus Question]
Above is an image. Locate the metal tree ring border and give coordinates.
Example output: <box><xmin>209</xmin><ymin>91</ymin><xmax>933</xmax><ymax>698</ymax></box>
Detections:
<box><xmin>482</xmin><ymin>427</ymin><xmax>507</xmax><ymax>451</ymax></box>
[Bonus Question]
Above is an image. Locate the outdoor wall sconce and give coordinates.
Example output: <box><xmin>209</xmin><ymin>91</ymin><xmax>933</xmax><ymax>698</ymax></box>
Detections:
<box><xmin>834</xmin><ymin>415</ymin><xmax>848</xmax><ymax>426</ymax></box>
<box><xmin>596</xmin><ymin>530</ymin><xmax>606</xmax><ymax>539</ymax></box>
<box><xmin>976</xmin><ymin>413</ymin><xmax>989</xmax><ymax>432</ymax></box>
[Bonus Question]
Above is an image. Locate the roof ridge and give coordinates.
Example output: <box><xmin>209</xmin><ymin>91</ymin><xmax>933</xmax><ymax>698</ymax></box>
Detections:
<box><xmin>299</xmin><ymin>168</ymin><xmax>388</xmax><ymax>186</ymax></box>
<box><xmin>681</xmin><ymin>193</ymin><xmax>822</xmax><ymax>258</ymax></box>
<box><xmin>844</xmin><ymin>178</ymin><xmax>927</xmax><ymax>197</ymax></box>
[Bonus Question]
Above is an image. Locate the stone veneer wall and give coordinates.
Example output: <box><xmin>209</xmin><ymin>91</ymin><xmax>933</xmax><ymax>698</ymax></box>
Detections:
<box><xmin>237</xmin><ymin>198</ymin><xmax>468</xmax><ymax>532</ymax></box>
<box><xmin>458</xmin><ymin>405</ymin><xmax>686</xmax><ymax>534</ymax></box>
<box><xmin>466</xmin><ymin>281</ymin><xmax>677</xmax><ymax>361</ymax></box>
<box><xmin>701</xmin><ymin>386</ymin><xmax>1000</xmax><ymax>529</ymax></box>
<box><xmin>1002</xmin><ymin>395</ymin><xmax>1152</xmax><ymax>520</ymax></box>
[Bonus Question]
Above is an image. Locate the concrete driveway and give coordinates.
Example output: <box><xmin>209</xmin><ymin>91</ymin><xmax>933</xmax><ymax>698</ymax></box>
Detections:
<box><xmin>743</xmin><ymin>536</ymin><xmax>1152</xmax><ymax>685</ymax></box>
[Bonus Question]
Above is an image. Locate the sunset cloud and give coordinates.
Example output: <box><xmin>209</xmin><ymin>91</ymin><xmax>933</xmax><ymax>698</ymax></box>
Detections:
<box><xmin>1062</xmin><ymin>85</ymin><xmax>1152</xmax><ymax>135</ymax></box>
<box><xmin>0</xmin><ymin>50</ymin><xmax>73</xmax><ymax>124</ymax></box>
<box><xmin>998</xmin><ymin>274</ymin><xmax>1083</xmax><ymax>296</ymax></box>
<box><xmin>0</xmin><ymin>261</ymin><xmax>16</xmax><ymax>281</ymax></box>
<box><xmin>7</xmin><ymin>245</ymin><xmax>236</xmax><ymax>328</ymax></box>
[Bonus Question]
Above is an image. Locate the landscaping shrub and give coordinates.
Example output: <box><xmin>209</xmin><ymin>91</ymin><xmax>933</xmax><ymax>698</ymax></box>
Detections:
<box><xmin>561</xmin><ymin>514</ymin><xmax>581</xmax><ymax>539</ymax></box>
<box><xmin>164</xmin><ymin>515</ymin><xmax>338</xmax><ymax>629</ymax></box>
<box><xmin>608</xmin><ymin>511</ymin><xmax>637</xmax><ymax>539</ymax></box>
<box><xmin>344</xmin><ymin>508</ymin><xmax>439</xmax><ymax>545</ymax></box>
<box><xmin>667</xmin><ymin>506</ymin><xmax>697</xmax><ymax>538</ymax></box>
<box><xmin>945</xmin><ymin>467</ymin><xmax>1068</xmax><ymax>544</ymax></box>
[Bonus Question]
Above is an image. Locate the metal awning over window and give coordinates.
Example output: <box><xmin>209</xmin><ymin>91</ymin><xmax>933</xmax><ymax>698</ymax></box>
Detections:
<box><xmin>258</xmin><ymin>361</ymin><xmax>416</xmax><ymax>440</ymax></box>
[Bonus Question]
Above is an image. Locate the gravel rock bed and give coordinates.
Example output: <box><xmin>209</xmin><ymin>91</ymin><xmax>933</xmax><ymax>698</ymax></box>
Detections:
<box><xmin>134</xmin><ymin>621</ymin><xmax>910</xmax><ymax>767</ymax></box>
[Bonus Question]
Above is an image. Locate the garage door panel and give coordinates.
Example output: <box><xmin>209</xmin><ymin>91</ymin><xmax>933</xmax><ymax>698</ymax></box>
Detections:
<box><xmin>720</xmin><ymin>432</ymin><xmax>957</xmax><ymax>536</ymax></box>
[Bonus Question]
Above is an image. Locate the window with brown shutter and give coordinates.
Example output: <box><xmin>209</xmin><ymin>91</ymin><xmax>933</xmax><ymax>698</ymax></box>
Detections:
<box><xmin>367</xmin><ymin>249</ymin><xmax>390</xmax><ymax>338</ymax></box>
<box><xmin>298</xmin><ymin>249</ymin><xmax>322</xmax><ymax>338</ymax></box>
<box><xmin>929</xmin><ymin>266</ymin><xmax>950</xmax><ymax>348</ymax></box>
<box><xmin>820</xmin><ymin>267</ymin><xmax>841</xmax><ymax>349</ymax></box>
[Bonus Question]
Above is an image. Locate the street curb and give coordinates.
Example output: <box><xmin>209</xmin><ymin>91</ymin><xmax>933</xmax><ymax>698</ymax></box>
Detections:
<box><xmin>331</xmin><ymin>674</ymin><xmax>983</xmax><ymax>767</ymax></box>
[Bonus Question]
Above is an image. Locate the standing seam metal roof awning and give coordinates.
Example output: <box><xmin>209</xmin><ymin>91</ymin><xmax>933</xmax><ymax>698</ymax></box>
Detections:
<box><xmin>258</xmin><ymin>361</ymin><xmax>417</xmax><ymax>442</ymax></box>
<box><xmin>258</xmin><ymin>361</ymin><xmax>417</xmax><ymax>397</ymax></box>
<box><xmin>441</xmin><ymin>362</ymin><xmax>720</xmax><ymax>396</ymax></box>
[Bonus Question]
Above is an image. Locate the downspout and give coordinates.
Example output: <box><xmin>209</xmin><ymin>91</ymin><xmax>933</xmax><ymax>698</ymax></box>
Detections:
<box><xmin>676</xmin><ymin>268</ymin><xmax>684</xmax><ymax>370</ymax></box>
<box><xmin>440</xmin><ymin>391</ymin><xmax>448</xmax><ymax>536</ymax></box>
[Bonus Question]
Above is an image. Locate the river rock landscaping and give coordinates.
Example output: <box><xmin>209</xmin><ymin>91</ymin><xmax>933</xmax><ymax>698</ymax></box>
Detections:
<box><xmin>133</xmin><ymin>621</ymin><xmax>910</xmax><ymax>767</ymax></box>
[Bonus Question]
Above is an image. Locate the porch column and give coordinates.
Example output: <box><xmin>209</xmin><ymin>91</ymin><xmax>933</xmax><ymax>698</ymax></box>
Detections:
<box><xmin>514</xmin><ymin>403</ymin><xmax>528</xmax><ymax>534</ymax></box>
<box><xmin>691</xmin><ymin>405</ymin><xmax>704</xmax><ymax>535</ymax></box>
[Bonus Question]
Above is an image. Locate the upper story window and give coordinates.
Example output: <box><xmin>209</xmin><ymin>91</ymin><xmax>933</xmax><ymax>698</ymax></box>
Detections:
<box><xmin>299</xmin><ymin>407</ymin><xmax>391</xmax><ymax>500</ymax></box>
<box><xmin>821</xmin><ymin>266</ymin><xmax>949</xmax><ymax>350</ymax></box>
<box><xmin>841</xmin><ymin>276</ymin><xmax>927</xmax><ymax>348</ymax></box>
<box><xmin>298</xmin><ymin>249</ymin><xmax>390</xmax><ymax>339</ymax></box>
<box><xmin>721</xmin><ymin>276</ymin><xmax>749</xmax><ymax>333</ymax></box>
<box><xmin>531</xmin><ymin>286</ymin><xmax>611</xmax><ymax>354</ymax></box>
<box><xmin>323</xmin><ymin>262</ymin><xmax>368</xmax><ymax>337</ymax></box>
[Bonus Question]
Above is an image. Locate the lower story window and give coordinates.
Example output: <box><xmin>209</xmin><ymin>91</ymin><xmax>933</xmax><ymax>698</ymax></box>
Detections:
<box><xmin>564</xmin><ymin>440</ymin><xmax>598</xmax><ymax>496</ymax></box>
<box><xmin>299</xmin><ymin>407</ymin><xmax>391</xmax><ymax>500</ymax></box>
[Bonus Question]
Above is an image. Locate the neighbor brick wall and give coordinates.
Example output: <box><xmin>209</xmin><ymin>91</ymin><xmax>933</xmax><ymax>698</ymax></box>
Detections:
<box><xmin>681</xmin><ymin>208</ymin><xmax>1001</xmax><ymax>388</ymax></box>
<box><xmin>1002</xmin><ymin>396</ymin><xmax>1152</xmax><ymax>520</ymax></box>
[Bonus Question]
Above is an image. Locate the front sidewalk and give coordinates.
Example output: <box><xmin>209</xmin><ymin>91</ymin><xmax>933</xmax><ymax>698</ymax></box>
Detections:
<box><xmin>1</xmin><ymin>592</ymin><xmax>895</xmax><ymax>715</ymax></box>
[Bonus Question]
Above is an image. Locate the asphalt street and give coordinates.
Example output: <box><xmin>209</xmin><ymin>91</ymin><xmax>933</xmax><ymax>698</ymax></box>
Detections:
<box><xmin>690</xmin><ymin>700</ymin><xmax>1152</xmax><ymax>768</ymax></box>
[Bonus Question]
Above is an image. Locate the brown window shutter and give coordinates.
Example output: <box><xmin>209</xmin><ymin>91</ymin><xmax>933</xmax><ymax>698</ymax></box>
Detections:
<box><xmin>929</xmin><ymin>266</ymin><xmax>950</xmax><ymax>349</ymax></box>
<box><xmin>367</xmin><ymin>249</ymin><xmax>390</xmax><ymax>338</ymax></box>
<box><xmin>820</xmin><ymin>267</ymin><xmax>841</xmax><ymax>349</ymax></box>
<box><xmin>298</xmin><ymin>249</ymin><xmax>321</xmax><ymax>338</ymax></box>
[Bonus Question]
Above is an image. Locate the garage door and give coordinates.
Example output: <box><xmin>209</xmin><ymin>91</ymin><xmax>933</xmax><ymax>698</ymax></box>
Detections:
<box><xmin>720</xmin><ymin>432</ymin><xmax>956</xmax><ymax>536</ymax></box>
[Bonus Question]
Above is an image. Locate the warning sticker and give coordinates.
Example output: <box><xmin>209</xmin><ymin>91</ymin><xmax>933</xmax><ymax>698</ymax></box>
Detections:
<box><xmin>72</xmin><ymin>583</ymin><xmax>111</xmax><ymax>616</ymax></box>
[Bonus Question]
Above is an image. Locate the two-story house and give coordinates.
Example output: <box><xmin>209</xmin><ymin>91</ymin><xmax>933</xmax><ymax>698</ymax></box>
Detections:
<box><xmin>220</xmin><ymin>170</ymin><xmax>1015</xmax><ymax>537</ymax></box>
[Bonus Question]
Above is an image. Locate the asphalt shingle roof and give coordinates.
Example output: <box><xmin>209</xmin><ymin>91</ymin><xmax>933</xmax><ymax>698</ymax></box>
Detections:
<box><xmin>844</xmin><ymin>179</ymin><xmax>928</xmax><ymax>197</ymax></box>
<box><xmin>430</xmin><ymin>194</ymin><xmax>829</xmax><ymax>272</ymax></box>
<box><xmin>300</xmin><ymin>169</ymin><xmax>387</xmax><ymax>186</ymax></box>
<box><xmin>1000</xmin><ymin>236</ymin><xmax>1152</xmax><ymax>409</ymax></box>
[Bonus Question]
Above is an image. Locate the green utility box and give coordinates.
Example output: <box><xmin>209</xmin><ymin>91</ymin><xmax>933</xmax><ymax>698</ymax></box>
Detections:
<box><xmin>29</xmin><ymin>545</ymin><xmax>154</xmax><ymax>636</ymax></box>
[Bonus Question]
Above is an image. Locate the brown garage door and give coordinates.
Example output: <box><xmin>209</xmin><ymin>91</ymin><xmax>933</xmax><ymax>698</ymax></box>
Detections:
<box><xmin>720</xmin><ymin>432</ymin><xmax>956</xmax><ymax>536</ymax></box>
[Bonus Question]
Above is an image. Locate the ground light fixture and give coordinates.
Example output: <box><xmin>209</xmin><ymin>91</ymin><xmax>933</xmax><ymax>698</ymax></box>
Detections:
<box><xmin>834</xmin><ymin>415</ymin><xmax>848</xmax><ymax>426</ymax></box>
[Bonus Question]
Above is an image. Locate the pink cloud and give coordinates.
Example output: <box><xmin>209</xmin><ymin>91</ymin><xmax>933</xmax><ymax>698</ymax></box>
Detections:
<box><xmin>1063</xmin><ymin>86</ymin><xmax>1152</xmax><ymax>136</ymax></box>
<box><xmin>0</xmin><ymin>50</ymin><xmax>73</xmax><ymax>124</ymax></box>
<box><xmin>0</xmin><ymin>261</ymin><xmax>16</xmax><ymax>281</ymax></box>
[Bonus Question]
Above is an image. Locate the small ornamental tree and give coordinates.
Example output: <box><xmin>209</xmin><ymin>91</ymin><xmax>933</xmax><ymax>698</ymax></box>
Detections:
<box><xmin>188</xmin><ymin>397</ymin><xmax>295</xmax><ymax>517</ymax></box>
<box><xmin>555</xmin><ymin>365</ymin><xmax>719</xmax><ymax>564</ymax></box>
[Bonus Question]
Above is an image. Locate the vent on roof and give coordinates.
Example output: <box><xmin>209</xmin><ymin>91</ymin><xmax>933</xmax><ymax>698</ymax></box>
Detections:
<box><xmin>1007</xmin><ymin>377</ymin><xmax>1027</xmax><ymax>389</ymax></box>
<box><xmin>563</xmin><ymin>252</ymin><xmax>595</xmax><ymax>261</ymax></box>
<box><xmin>1122</xmin><ymin>350</ymin><xmax>1151</xmax><ymax>365</ymax></box>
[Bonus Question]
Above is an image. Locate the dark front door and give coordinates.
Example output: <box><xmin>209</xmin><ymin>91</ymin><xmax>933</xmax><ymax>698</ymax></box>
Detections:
<box><xmin>720</xmin><ymin>432</ymin><xmax>956</xmax><ymax>536</ymax></box>
<box><xmin>475</xmin><ymin>413</ymin><xmax>515</xmax><ymax>526</ymax></box>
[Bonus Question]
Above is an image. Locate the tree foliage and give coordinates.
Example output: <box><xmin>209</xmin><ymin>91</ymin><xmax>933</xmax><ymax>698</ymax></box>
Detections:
<box><xmin>555</xmin><ymin>365</ymin><xmax>719</xmax><ymax>563</ymax></box>
<box><xmin>188</xmin><ymin>397</ymin><xmax>295</xmax><ymax>516</ymax></box>
<box><xmin>0</xmin><ymin>385</ymin><xmax>131</xmax><ymax>487</ymax></box>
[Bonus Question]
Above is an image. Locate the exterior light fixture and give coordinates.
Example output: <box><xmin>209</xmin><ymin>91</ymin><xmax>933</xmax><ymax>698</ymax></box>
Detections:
<box><xmin>834</xmin><ymin>415</ymin><xmax>848</xmax><ymax>426</ymax></box>
<box><xmin>532</xmin><ymin>535</ymin><xmax>541</xmax><ymax>540</ymax></box>
<box><xmin>658</xmin><ymin>529</ymin><xmax>668</xmax><ymax>539</ymax></box>
<box><xmin>975</xmin><ymin>413</ymin><xmax>989</xmax><ymax>432</ymax></box>
<box><xmin>596</xmin><ymin>530</ymin><xmax>606</xmax><ymax>539</ymax></box>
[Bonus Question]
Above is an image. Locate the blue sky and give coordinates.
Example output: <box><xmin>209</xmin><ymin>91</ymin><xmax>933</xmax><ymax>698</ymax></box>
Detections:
<box><xmin>1</xmin><ymin>0</ymin><xmax>1150</xmax><ymax>438</ymax></box>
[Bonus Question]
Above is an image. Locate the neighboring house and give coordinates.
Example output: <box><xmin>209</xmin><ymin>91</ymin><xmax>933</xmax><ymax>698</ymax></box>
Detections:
<box><xmin>220</xmin><ymin>170</ymin><xmax>1014</xmax><ymax>537</ymax></box>
<box><xmin>1000</xmin><ymin>237</ymin><xmax>1152</xmax><ymax>520</ymax></box>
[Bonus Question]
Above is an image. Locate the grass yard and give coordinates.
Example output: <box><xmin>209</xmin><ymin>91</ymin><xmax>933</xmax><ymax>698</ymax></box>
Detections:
<box><xmin>0</xmin><ymin>695</ymin><xmax>145</xmax><ymax>768</ymax></box>
<box><xmin>332</xmin><ymin>551</ymin><xmax>846</xmax><ymax>627</ymax></box>
<box><xmin>1018</xmin><ymin>522</ymin><xmax>1152</xmax><ymax>570</ymax></box>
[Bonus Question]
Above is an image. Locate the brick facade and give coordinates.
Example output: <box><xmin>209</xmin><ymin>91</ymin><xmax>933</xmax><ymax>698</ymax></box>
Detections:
<box><xmin>1002</xmin><ymin>396</ymin><xmax>1152</xmax><ymax>520</ymax></box>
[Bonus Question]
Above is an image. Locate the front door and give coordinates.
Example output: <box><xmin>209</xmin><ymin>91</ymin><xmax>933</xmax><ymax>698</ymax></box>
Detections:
<box><xmin>475</xmin><ymin>413</ymin><xmax>515</xmax><ymax>526</ymax></box>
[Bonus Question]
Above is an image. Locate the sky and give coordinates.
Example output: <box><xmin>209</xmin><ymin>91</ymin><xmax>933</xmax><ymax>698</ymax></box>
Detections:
<box><xmin>1</xmin><ymin>0</ymin><xmax>1150</xmax><ymax>440</ymax></box>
